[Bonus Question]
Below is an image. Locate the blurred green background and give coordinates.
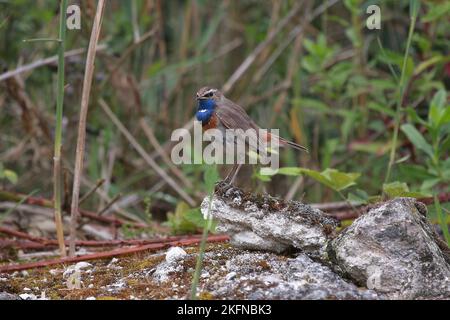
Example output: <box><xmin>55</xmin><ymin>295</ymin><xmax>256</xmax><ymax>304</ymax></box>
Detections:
<box><xmin>0</xmin><ymin>0</ymin><xmax>448</xmax><ymax>235</ymax></box>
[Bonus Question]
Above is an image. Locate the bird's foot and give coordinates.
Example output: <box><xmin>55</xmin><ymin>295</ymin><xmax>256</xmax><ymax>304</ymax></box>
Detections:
<box><xmin>215</xmin><ymin>179</ymin><xmax>234</xmax><ymax>194</ymax></box>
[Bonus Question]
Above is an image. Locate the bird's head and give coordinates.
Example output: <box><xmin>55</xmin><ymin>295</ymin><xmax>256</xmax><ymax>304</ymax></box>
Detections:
<box><xmin>196</xmin><ymin>87</ymin><xmax>222</xmax><ymax>104</ymax></box>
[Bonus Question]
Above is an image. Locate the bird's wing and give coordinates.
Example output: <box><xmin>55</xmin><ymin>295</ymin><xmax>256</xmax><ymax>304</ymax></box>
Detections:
<box><xmin>215</xmin><ymin>98</ymin><xmax>266</xmax><ymax>153</ymax></box>
<box><xmin>215</xmin><ymin>98</ymin><xmax>258</xmax><ymax>130</ymax></box>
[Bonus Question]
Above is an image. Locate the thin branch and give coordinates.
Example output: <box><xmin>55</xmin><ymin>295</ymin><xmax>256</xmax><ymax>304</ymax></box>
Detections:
<box><xmin>0</xmin><ymin>45</ymin><xmax>106</xmax><ymax>82</ymax></box>
<box><xmin>69</xmin><ymin>0</ymin><xmax>106</xmax><ymax>257</ymax></box>
<box><xmin>79</xmin><ymin>179</ymin><xmax>105</xmax><ymax>205</ymax></box>
<box><xmin>0</xmin><ymin>235</ymin><xmax>229</xmax><ymax>273</ymax></box>
<box><xmin>97</xmin><ymin>193</ymin><xmax>122</xmax><ymax>216</ymax></box>
<box><xmin>0</xmin><ymin>190</ymin><xmax>149</xmax><ymax>229</ymax></box>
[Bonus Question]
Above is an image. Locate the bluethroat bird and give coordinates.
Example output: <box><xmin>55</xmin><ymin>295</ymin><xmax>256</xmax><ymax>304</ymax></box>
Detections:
<box><xmin>195</xmin><ymin>86</ymin><xmax>308</xmax><ymax>184</ymax></box>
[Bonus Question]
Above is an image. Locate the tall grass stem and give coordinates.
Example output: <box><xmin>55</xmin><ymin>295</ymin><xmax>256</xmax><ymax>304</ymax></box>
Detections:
<box><xmin>53</xmin><ymin>0</ymin><xmax>68</xmax><ymax>258</ymax></box>
<box><xmin>190</xmin><ymin>200</ymin><xmax>213</xmax><ymax>299</ymax></box>
<box><xmin>384</xmin><ymin>1</ymin><xmax>419</xmax><ymax>186</ymax></box>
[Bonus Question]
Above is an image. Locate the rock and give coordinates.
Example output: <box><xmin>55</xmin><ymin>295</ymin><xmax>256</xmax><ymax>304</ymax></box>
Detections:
<box><xmin>66</xmin><ymin>270</ymin><xmax>82</xmax><ymax>290</ymax></box>
<box><xmin>165</xmin><ymin>246</ymin><xmax>187</xmax><ymax>263</ymax></box>
<box><xmin>200</xmin><ymin>249</ymin><xmax>379</xmax><ymax>299</ymax></box>
<box><xmin>329</xmin><ymin>198</ymin><xmax>450</xmax><ymax>299</ymax></box>
<box><xmin>202</xmin><ymin>182</ymin><xmax>339</xmax><ymax>255</ymax></box>
<box><xmin>63</xmin><ymin>261</ymin><xmax>92</xmax><ymax>278</ymax></box>
<box><xmin>153</xmin><ymin>259</ymin><xmax>184</xmax><ymax>283</ymax></box>
<box><xmin>106</xmin><ymin>279</ymin><xmax>126</xmax><ymax>293</ymax></box>
<box><xmin>0</xmin><ymin>292</ymin><xmax>20</xmax><ymax>300</ymax></box>
<box><xmin>19</xmin><ymin>293</ymin><xmax>37</xmax><ymax>300</ymax></box>
<box><xmin>199</xmin><ymin>185</ymin><xmax>450</xmax><ymax>299</ymax></box>
<box><xmin>107</xmin><ymin>257</ymin><xmax>123</xmax><ymax>270</ymax></box>
<box><xmin>225</xmin><ymin>271</ymin><xmax>237</xmax><ymax>281</ymax></box>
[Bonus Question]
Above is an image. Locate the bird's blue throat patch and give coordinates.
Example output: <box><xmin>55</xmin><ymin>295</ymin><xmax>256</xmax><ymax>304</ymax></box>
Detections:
<box><xmin>196</xmin><ymin>99</ymin><xmax>216</xmax><ymax>124</ymax></box>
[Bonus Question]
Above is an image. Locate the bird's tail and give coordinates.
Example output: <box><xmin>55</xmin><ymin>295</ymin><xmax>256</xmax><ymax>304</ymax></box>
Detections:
<box><xmin>279</xmin><ymin>137</ymin><xmax>309</xmax><ymax>153</ymax></box>
<box><xmin>263</xmin><ymin>132</ymin><xmax>308</xmax><ymax>153</ymax></box>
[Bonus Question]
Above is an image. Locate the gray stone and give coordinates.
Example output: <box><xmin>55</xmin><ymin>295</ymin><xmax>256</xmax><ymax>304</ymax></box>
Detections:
<box><xmin>329</xmin><ymin>198</ymin><xmax>450</xmax><ymax>299</ymax></box>
<box><xmin>0</xmin><ymin>291</ymin><xmax>20</xmax><ymax>300</ymax></box>
<box><xmin>200</xmin><ymin>249</ymin><xmax>379</xmax><ymax>299</ymax></box>
<box><xmin>153</xmin><ymin>258</ymin><xmax>185</xmax><ymax>283</ymax></box>
<box><xmin>202</xmin><ymin>183</ymin><xmax>338</xmax><ymax>255</ymax></box>
<box><xmin>199</xmin><ymin>186</ymin><xmax>450</xmax><ymax>299</ymax></box>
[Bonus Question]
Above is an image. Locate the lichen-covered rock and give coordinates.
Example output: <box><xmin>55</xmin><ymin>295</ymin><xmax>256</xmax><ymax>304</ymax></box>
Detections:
<box><xmin>201</xmin><ymin>182</ymin><xmax>339</xmax><ymax>255</ymax></box>
<box><xmin>0</xmin><ymin>291</ymin><xmax>20</xmax><ymax>300</ymax></box>
<box><xmin>202</xmin><ymin>250</ymin><xmax>380</xmax><ymax>299</ymax></box>
<box><xmin>329</xmin><ymin>198</ymin><xmax>450</xmax><ymax>299</ymax></box>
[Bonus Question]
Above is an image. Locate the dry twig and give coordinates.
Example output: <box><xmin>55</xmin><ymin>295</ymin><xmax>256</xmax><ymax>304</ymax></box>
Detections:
<box><xmin>69</xmin><ymin>0</ymin><xmax>106</xmax><ymax>256</ymax></box>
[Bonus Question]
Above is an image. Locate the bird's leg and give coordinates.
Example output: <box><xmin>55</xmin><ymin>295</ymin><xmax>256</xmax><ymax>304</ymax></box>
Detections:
<box><xmin>224</xmin><ymin>164</ymin><xmax>242</xmax><ymax>185</ymax></box>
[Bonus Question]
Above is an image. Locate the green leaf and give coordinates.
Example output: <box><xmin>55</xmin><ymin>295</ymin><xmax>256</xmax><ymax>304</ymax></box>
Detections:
<box><xmin>414</xmin><ymin>55</ymin><xmax>444</xmax><ymax>76</ymax></box>
<box><xmin>204</xmin><ymin>165</ymin><xmax>219</xmax><ymax>195</ymax></box>
<box><xmin>347</xmin><ymin>189</ymin><xmax>369</xmax><ymax>205</ymax></box>
<box><xmin>429</xmin><ymin>89</ymin><xmax>447</xmax><ymax>128</ymax></box>
<box><xmin>276</xmin><ymin>167</ymin><xmax>303</xmax><ymax>176</ymax></box>
<box><xmin>395</xmin><ymin>154</ymin><xmax>411</xmax><ymax>164</ymax></box>
<box><xmin>164</xmin><ymin>202</ymin><xmax>198</xmax><ymax>234</ymax></box>
<box><xmin>303</xmin><ymin>38</ymin><xmax>316</xmax><ymax>54</ymax></box>
<box><xmin>185</xmin><ymin>208</ymin><xmax>216</xmax><ymax>231</ymax></box>
<box><xmin>147</xmin><ymin>60</ymin><xmax>164</xmax><ymax>77</ymax></box>
<box><xmin>3</xmin><ymin>170</ymin><xmax>18</xmax><ymax>184</ymax></box>
<box><xmin>422</xmin><ymin>1</ymin><xmax>450</xmax><ymax>22</ymax></box>
<box><xmin>349</xmin><ymin>141</ymin><xmax>391</xmax><ymax>155</ymax></box>
<box><xmin>321</xmin><ymin>139</ymin><xmax>339</xmax><ymax>169</ymax></box>
<box><xmin>383</xmin><ymin>181</ymin><xmax>431</xmax><ymax>198</ymax></box>
<box><xmin>420</xmin><ymin>178</ymin><xmax>440</xmax><ymax>191</ymax></box>
<box><xmin>439</xmin><ymin>107</ymin><xmax>450</xmax><ymax>126</ymax></box>
<box><xmin>398</xmin><ymin>164</ymin><xmax>433</xmax><ymax>180</ymax></box>
<box><xmin>400</xmin><ymin>124</ymin><xmax>434</xmax><ymax>158</ymax></box>
<box><xmin>301</xmin><ymin>168</ymin><xmax>360</xmax><ymax>191</ymax></box>
<box><xmin>378</xmin><ymin>49</ymin><xmax>414</xmax><ymax>79</ymax></box>
<box><xmin>257</xmin><ymin>167</ymin><xmax>302</xmax><ymax>178</ymax></box>
<box><xmin>254</xmin><ymin>170</ymin><xmax>272</xmax><ymax>182</ymax></box>
<box><xmin>368</xmin><ymin>102</ymin><xmax>396</xmax><ymax>118</ymax></box>
<box><xmin>435</xmin><ymin>196</ymin><xmax>450</xmax><ymax>246</ymax></box>
<box><xmin>383</xmin><ymin>181</ymin><xmax>408</xmax><ymax>197</ymax></box>
<box><xmin>406</xmin><ymin>107</ymin><xmax>427</xmax><ymax>126</ymax></box>
<box><xmin>259</xmin><ymin>167</ymin><xmax>360</xmax><ymax>192</ymax></box>
<box><xmin>294</xmin><ymin>98</ymin><xmax>330</xmax><ymax>113</ymax></box>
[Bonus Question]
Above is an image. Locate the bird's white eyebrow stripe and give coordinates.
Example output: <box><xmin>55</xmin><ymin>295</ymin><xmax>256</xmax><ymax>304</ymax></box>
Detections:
<box><xmin>204</xmin><ymin>89</ymin><xmax>216</xmax><ymax>95</ymax></box>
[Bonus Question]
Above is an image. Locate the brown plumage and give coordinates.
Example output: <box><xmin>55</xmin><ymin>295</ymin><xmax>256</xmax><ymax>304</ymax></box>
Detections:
<box><xmin>196</xmin><ymin>86</ymin><xmax>308</xmax><ymax>183</ymax></box>
<box><xmin>196</xmin><ymin>86</ymin><xmax>308</xmax><ymax>153</ymax></box>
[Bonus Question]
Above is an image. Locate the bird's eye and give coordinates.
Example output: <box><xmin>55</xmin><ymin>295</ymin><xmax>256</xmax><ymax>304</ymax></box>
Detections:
<box><xmin>206</xmin><ymin>92</ymin><xmax>213</xmax><ymax>97</ymax></box>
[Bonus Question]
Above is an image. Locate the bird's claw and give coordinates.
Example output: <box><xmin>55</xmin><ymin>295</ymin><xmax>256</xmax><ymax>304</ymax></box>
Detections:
<box><xmin>215</xmin><ymin>179</ymin><xmax>234</xmax><ymax>194</ymax></box>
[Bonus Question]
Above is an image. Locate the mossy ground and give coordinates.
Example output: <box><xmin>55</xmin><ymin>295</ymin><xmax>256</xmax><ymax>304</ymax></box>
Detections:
<box><xmin>0</xmin><ymin>243</ymin><xmax>233</xmax><ymax>300</ymax></box>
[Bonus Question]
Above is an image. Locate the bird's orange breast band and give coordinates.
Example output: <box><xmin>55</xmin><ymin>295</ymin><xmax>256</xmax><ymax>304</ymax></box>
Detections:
<box><xmin>202</xmin><ymin>113</ymin><xmax>218</xmax><ymax>131</ymax></box>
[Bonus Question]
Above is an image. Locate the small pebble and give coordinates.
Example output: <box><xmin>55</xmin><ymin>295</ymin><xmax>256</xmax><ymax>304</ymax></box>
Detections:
<box><xmin>225</xmin><ymin>272</ymin><xmax>237</xmax><ymax>281</ymax></box>
<box><xmin>165</xmin><ymin>247</ymin><xmax>187</xmax><ymax>263</ymax></box>
<box><xmin>49</xmin><ymin>269</ymin><xmax>60</xmax><ymax>276</ymax></box>
<box><xmin>19</xmin><ymin>293</ymin><xmax>36</xmax><ymax>300</ymax></box>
